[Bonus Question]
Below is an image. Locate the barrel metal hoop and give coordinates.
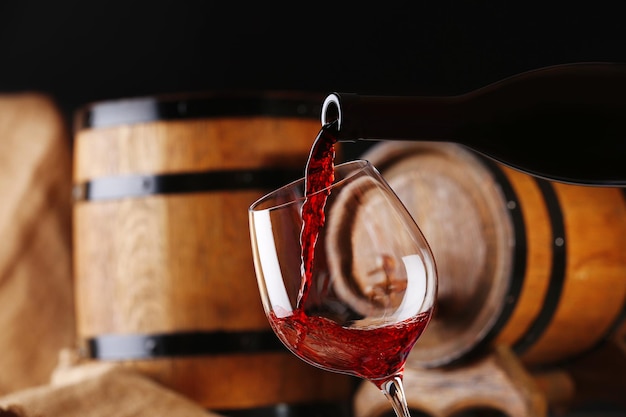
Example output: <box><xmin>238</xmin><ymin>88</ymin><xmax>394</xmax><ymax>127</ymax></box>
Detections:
<box><xmin>73</xmin><ymin>167</ymin><xmax>304</xmax><ymax>201</ymax></box>
<box><xmin>473</xmin><ymin>158</ymin><xmax>528</xmax><ymax>357</ymax></box>
<box><xmin>85</xmin><ymin>330</ymin><xmax>286</xmax><ymax>360</ymax></box>
<box><xmin>511</xmin><ymin>178</ymin><xmax>567</xmax><ymax>355</ymax></box>
<box><xmin>213</xmin><ymin>401</ymin><xmax>354</xmax><ymax>417</ymax></box>
<box><xmin>76</xmin><ymin>94</ymin><xmax>322</xmax><ymax>130</ymax></box>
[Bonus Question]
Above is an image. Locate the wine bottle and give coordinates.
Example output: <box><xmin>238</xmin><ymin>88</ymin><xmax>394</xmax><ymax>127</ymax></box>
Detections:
<box><xmin>321</xmin><ymin>62</ymin><xmax>626</xmax><ymax>186</ymax></box>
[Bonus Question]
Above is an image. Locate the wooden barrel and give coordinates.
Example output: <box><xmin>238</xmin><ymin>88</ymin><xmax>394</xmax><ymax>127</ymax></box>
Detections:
<box><xmin>363</xmin><ymin>141</ymin><xmax>626</xmax><ymax>369</ymax></box>
<box><xmin>72</xmin><ymin>91</ymin><xmax>355</xmax><ymax>415</ymax></box>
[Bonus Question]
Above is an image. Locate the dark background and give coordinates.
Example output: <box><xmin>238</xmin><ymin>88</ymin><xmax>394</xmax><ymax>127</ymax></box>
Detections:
<box><xmin>2</xmin><ymin>2</ymin><xmax>626</xmax><ymax>122</ymax></box>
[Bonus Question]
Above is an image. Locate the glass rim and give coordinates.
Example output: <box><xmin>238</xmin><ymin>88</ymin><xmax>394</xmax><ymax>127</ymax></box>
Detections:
<box><xmin>249</xmin><ymin>159</ymin><xmax>372</xmax><ymax>212</ymax></box>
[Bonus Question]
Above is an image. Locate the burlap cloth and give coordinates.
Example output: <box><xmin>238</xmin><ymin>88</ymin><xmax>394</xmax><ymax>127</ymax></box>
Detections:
<box><xmin>0</xmin><ymin>93</ymin><xmax>75</xmax><ymax>395</ymax></box>
<box><xmin>0</xmin><ymin>350</ymin><xmax>223</xmax><ymax>417</ymax></box>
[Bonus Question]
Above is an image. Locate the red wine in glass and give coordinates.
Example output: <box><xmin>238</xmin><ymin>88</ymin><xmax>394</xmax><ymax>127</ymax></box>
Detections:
<box><xmin>267</xmin><ymin>304</ymin><xmax>431</xmax><ymax>384</ymax></box>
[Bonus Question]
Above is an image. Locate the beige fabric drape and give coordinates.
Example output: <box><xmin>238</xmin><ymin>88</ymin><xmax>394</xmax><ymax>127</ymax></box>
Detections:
<box><xmin>0</xmin><ymin>350</ymin><xmax>223</xmax><ymax>417</ymax></box>
<box><xmin>0</xmin><ymin>93</ymin><xmax>75</xmax><ymax>395</ymax></box>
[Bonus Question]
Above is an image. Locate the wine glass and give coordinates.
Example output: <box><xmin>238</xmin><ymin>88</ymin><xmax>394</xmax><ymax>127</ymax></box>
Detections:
<box><xmin>248</xmin><ymin>159</ymin><xmax>437</xmax><ymax>417</ymax></box>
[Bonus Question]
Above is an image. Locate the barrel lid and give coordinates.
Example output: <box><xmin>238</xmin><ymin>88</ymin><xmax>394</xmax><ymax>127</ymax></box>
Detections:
<box><xmin>325</xmin><ymin>174</ymin><xmax>433</xmax><ymax>320</ymax></box>
<box><xmin>363</xmin><ymin>141</ymin><xmax>518</xmax><ymax>367</ymax></box>
<box><xmin>74</xmin><ymin>90</ymin><xmax>324</xmax><ymax>131</ymax></box>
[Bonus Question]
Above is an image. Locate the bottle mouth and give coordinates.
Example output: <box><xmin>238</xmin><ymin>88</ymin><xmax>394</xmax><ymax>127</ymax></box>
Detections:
<box><xmin>321</xmin><ymin>93</ymin><xmax>341</xmax><ymax>128</ymax></box>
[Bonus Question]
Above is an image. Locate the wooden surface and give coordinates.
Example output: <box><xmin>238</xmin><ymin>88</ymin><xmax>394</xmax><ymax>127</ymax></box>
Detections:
<box><xmin>553</xmin><ymin>326</ymin><xmax>626</xmax><ymax>412</ymax></box>
<box><xmin>354</xmin><ymin>341</ymin><xmax>626</xmax><ymax>417</ymax></box>
<box><xmin>0</xmin><ymin>93</ymin><xmax>76</xmax><ymax>395</ymax></box>
<box><xmin>354</xmin><ymin>345</ymin><xmax>548</xmax><ymax>417</ymax></box>
<box><xmin>72</xmin><ymin>110</ymin><xmax>354</xmax><ymax>410</ymax></box>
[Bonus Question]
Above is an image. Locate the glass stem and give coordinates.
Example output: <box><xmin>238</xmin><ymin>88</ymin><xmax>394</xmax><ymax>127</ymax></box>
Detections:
<box><xmin>380</xmin><ymin>375</ymin><xmax>411</xmax><ymax>417</ymax></box>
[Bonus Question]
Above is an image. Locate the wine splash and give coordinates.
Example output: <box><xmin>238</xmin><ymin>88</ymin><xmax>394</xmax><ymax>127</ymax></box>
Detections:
<box><xmin>297</xmin><ymin>120</ymin><xmax>338</xmax><ymax>308</ymax></box>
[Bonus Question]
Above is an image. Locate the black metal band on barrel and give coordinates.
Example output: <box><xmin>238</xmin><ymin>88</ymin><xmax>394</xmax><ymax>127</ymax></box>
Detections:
<box><xmin>214</xmin><ymin>402</ymin><xmax>353</xmax><ymax>417</ymax></box>
<box><xmin>473</xmin><ymin>158</ymin><xmax>527</xmax><ymax>358</ymax></box>
<box><xmin>73</xmin><ymin>167</ymin><xmax>304</xmax><ymax>201</ymax></box>
<box><xmin>76</xmin><ymin>93</ymin><xmax>323</xmax><ymax>130</ymax></box>
<box><xmin>86</xmin><ymin>330</ymin><xmax>286</xmax><ymax>360</ymax></box>
<box><xmin>511</xmin><ymin>178</ymin><xmax>567</xmax><ymax>356</ymax></box>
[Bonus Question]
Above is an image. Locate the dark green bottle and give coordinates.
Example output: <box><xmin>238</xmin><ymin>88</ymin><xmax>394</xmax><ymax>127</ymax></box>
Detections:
<box><xmin>322</xmin><ymin>62</ymin><xmax>626</xmax><ymax>186</ymax></box>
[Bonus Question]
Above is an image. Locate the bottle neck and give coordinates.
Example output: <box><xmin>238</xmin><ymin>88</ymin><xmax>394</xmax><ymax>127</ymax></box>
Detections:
<box><xmin>321</xmin><ymin>92</ymin><xmax>461</xmax><ymax>142</ymax></box>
